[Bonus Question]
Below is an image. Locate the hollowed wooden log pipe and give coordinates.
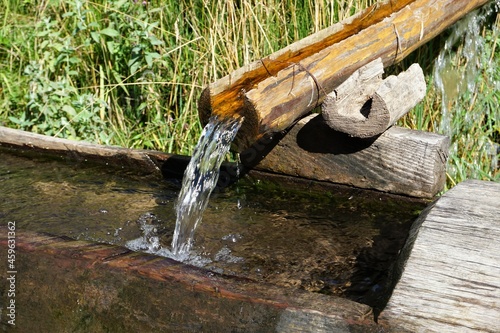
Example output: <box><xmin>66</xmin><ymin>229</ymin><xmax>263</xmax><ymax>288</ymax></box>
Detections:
<box><xmin>198</xmin><ymin>0</ymin><xmax>489</xmax><ymax>152</ymax></box>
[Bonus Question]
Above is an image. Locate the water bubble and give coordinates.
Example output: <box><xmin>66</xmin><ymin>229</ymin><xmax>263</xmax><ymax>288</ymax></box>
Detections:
<box><xmin>222</xmin><ymin>233</ymin><xmax>242</xmax><ymax>243</ymax></box>
<box><xmin>113</xmin><ymin>227</ymin><xmax>122</xmax><ymax>237</ymax></box>
<box><xmin>214</xmin><ymin>246</ymin><xmax>244</xmax><ymax>263</ymax></box>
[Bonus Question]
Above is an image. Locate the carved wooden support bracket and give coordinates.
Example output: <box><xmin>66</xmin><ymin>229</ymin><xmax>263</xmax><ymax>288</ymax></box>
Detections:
<box><xmin>321</xmin><ymin>58</ymin><xmax>426</xmax><ymax>138</ymax></box>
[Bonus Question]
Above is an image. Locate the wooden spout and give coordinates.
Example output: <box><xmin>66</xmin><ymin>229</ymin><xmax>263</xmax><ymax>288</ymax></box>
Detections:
<box><xmin>198</xmin><ymin>0</ymin><xmax>489</xmax><ymax>152</ymax></box>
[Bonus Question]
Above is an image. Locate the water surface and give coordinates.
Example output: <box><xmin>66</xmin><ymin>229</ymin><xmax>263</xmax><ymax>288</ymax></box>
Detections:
<box><xmin>0</xmin><ymin>148</ymin><xmax>425</xmax><ymax>310</ymax></box>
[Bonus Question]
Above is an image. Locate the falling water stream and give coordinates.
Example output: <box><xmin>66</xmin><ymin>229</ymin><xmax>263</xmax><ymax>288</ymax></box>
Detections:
<box><xmin>171</xmin><ymin>115</ymin><xmax>243</xmax><ymax>256</ymax></box>
<box><xmin>433</xmin><ymin>1</ymin><xmax>499</xmax><ymax>176</ymax></box>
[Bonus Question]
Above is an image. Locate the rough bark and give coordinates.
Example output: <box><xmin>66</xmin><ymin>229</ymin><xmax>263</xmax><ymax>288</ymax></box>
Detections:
<box><xmin>198</xmin><ymin>0</ymin><xmax>489</xmax><ymax>152</ymax></box>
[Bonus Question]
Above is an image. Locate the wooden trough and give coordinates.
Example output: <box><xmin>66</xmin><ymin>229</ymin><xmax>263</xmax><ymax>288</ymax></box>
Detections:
<box><xmin>1</xmin><ymin>129</ymin><xmax>499</xmax><ymax>332</ymax></box>
<box><xmin>0</xmin><ymin>128</ymin><xmax>402</xmax><ymax>332</ymax></box>
<box><xmin>1</xmin><ymin>0</ymin><xmax>497</xmax><ymax>331</ymax></box>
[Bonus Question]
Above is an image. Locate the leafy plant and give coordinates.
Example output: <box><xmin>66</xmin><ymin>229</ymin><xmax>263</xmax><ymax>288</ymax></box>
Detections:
<box><xmin>0</xmin><ymin>0</ymin><xmax>498</xmax><ymax>189</ymax></box>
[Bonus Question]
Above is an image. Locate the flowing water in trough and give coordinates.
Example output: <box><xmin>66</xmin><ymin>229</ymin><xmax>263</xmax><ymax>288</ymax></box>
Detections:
<box><xmin>0</xmin><ymin>148</ymin><xmax>425</xmax><ymax>309</ymax></box>
<box><xmin>171</xmin><ymin>115</ymin><xmax>243</xmax><ymax>256</ymax></box>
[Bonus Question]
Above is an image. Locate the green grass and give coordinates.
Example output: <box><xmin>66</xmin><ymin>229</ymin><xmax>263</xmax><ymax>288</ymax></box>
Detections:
<box><xmin>0</xmin><ymin>0</ymin><xmax>498</xmax><ymax>189</ymax></box>
<box><xmin>398</xmin><ymin>6</ymin><xmax>499</xmax><ymax>189</ymax></box>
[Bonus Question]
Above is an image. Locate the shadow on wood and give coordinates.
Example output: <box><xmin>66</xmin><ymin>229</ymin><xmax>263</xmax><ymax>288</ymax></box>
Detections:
<box><xmin>296</xmin><ymin>115</ymin><xmax>378</xmax><ymax>154</ymax></box>
<box><xmin>252</xmin><ymin>114</ymin><xmax>449</xmax><ymax>198</ymax></box>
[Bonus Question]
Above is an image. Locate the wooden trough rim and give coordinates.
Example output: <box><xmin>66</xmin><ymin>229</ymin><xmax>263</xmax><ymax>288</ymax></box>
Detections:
<box><xmin>0</xmin><ymin>125</ymin><xmax>431</xmax><ymax>203</ymax></box>
<box><xmin>0</xmin><ymin>125</ymin><xmax>171</xmax><ymax>178</ymax></box>
<box><xmin>0</xmin><ymin>226</ymin><xmax>379</xmax><ymax>331</ymax></box>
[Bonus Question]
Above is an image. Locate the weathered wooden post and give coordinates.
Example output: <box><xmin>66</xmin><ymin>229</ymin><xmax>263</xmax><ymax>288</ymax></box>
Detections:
<box><xmin>198</xmin><ymin>0</ymin><xmax>489</xmax><ymax>152</ymax></box>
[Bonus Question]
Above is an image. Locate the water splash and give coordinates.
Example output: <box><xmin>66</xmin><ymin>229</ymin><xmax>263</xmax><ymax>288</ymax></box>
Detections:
<box><xmin>171</xmin><ymin>115</ymin><xmax>243</xmax><ymax>256</ymax></box>
<box><xmin>433</xmin><ymin>4</ymin><xmax>495</xmax><ymax>136</ymax></box>
<box><xmin>433</xmin><ymin>1</ymin><xmax>499</xmax><ymax>181</ymax></box>
<box><xmin>125</xmin><ymin>212</ymin><xmax>162</xmax><ymax>253</ymax></box>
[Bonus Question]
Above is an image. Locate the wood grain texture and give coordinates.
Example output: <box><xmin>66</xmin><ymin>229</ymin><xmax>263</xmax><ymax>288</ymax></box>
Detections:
<box><xmin>322</xmin><ymin>58</ymin><xmax>385</xmax><ymax>123</ymax></box>
<box><xmin>0</xmin><ymin>125</ymin><xmax>171</xmax><ymax>176</ymax></box>
<box><xmin>199</xmin><ymin>0</ymin><xmax>489</xmax><ymax>152</ymax></box>
<box><xmin>198</xmin><ymin>0</ymin><xmax>416</xmax><ymax>120</ymax></box>
<box><xmin>247</xmin><ymin>114</ymin><xmax>449</xmax><ymax>198</ymax></box>
<box><xmin>379</xmin><ymin>180</ymin><xmax>500</xmax><ymax>332</ymax></box>
<box><xmin>0</xmin><ymin>227</ymin><xmax>380</xmax><ymax>332</ymax></box>
<box><xmin>322</xmin><ymin>60</ymin><xmax>426</xmax><ymax>138</ymax></box>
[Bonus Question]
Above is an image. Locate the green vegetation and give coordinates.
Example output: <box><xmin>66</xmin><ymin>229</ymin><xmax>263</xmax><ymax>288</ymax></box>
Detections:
<box><xmin>0</xmin><ymin>0</ymin><xmax>498</xmax><ymax>188</ymax></box>
<box><xmin>398</xmin><ymin>7</ymin><xmax>499</xmax><ymax>189</ymax></box>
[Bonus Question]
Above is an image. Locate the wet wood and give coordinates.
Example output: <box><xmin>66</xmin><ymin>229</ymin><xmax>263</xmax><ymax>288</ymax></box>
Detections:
<box><xmin>0</xmin><ymin>125</ymin><xmax>171</xmax><ymax>177</ymax></box>
<box><xmin>0</xmin><ymin>125</ymin><xmax>242</xmax><ymax>185</ymax></box>
<box><xmin>321</xmin><ymin>59</ymin><xmax>426</xmax><ymax>138</ymax></box>
<box><xmin>198</xmin><ymin>0</ymin><xmax>489</xmax><ymax>152</ymax></box>
<box><xmin>0</xmin><ymin>227</ymin><xmax>380</xmax><ymax>332</ymax></box>
<box><xmin>242</xmin><ymin>114</ymin><xmax>449</xmax><ymax>198</ymax></box>
<box><xmin>379</xmin><ymin>180</ymin><xmax>500</xmax><ymax>333</ymax></box>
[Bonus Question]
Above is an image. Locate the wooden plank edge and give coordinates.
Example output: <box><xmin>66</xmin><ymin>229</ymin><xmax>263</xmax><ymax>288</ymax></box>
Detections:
<box><xmin>378</xmin><ymin>180</ymin><xmax>500</xmax><ymax>332</ymax></box>
<box><xmin>0</xmin><ymin>125</ymin><xmax>172</xmax><ymax>177</ymax></box>
<box><xmin>243</xmin><ymin>114</ymin><xmax>449</xmax><ymax>198</ymax></box>
<box><xmin>0</xmin><ymin>227</ymin><xmax>381</xmax><ymax>332</ymax></box>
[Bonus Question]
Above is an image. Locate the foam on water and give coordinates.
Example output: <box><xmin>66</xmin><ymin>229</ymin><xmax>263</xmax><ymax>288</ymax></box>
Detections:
<box><xmin>124</xmin><ymin>212</ymin><xmax>213</xmax><ymax>266</ymax></box>
<box><xmin>124</xmin><ymin>113</ymin><xmax>244</xmax><ymax>263</ymax></box>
